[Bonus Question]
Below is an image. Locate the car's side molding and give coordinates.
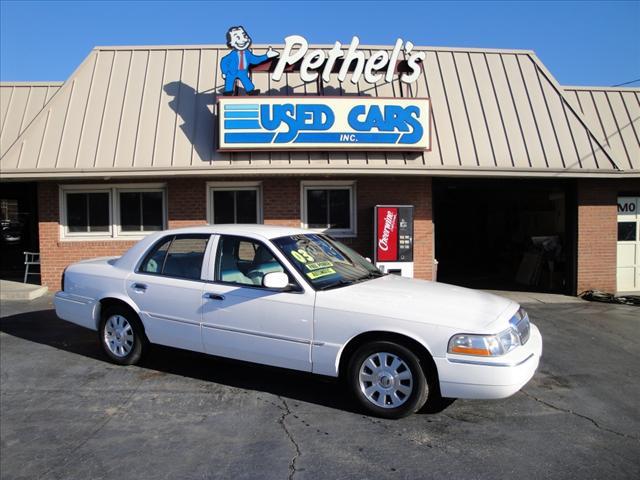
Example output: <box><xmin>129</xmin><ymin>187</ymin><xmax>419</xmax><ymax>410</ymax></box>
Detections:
<box><xmin>202</xmin><ymin>322</ymin><xmax>324</xmax><ymax>346</ymax></box>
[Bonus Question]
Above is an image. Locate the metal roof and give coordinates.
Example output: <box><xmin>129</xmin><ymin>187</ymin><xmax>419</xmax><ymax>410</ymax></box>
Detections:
<box><xmin>0</xmin><ymin>44</ymin><xmax>629</xmax><ymax>179</ymax></box>
<box><xmin>0</xmin><ymin>82</ymin><xmax>62</xmax><ymax>158</ymax></box>
<box><xmin>563</xmin><ymin>86</ymin><xmax>640</xmax><ymax>171</ymax></box>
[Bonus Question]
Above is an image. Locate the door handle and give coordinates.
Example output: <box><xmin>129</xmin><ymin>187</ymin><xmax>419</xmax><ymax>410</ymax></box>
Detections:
<box><xmin>132</xmin><ymin>283</ymin><xmax>147</xmax><ymax>291</ymax></box>
<box><xmin>204</xmin><ymin>292</ymin><xmax>225</xmax><ymax>301</ymax></box>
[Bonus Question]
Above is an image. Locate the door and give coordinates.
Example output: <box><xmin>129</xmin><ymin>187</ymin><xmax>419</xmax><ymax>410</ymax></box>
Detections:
<box><xmin>617</xmin><ymin>197</ymin><xmax>640</xmax><ymax>292</ymax></box>
<box><xmin>201</xmin><ymin>235</ymin><xmax>315</xmax><ymax>372</ymax></box>
<box><xmin>127</xmin><ymin>234</ymin><xmax>212</xmax><ymax>352</ymax></box>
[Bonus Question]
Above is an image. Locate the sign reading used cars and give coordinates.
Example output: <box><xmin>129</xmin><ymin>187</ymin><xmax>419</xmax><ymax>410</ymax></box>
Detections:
<box><xmin>217</xmin><ymin>97</ymin><xmax>431</xmax><ymax>151</ymax></box>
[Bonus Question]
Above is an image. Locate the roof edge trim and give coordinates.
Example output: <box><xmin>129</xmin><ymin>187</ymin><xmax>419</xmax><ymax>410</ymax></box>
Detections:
<box><xmin>92</xmin><ymin>44</ymin><xmax>536</xmax><ymax>55</ymax></box>
<box><xmin>564</xmin><ymin>85</ymin><xmax>640</xmax><ymax>93</ymax></box>
<box><xmin>1</xmin><ymin>166</ymin><xmax>636</xmax><ymax>181</ymax></box>
<box><xmin>0</xmin><ymin>81</ymin><xmax>64</xmax><ymax>87</ymax></box>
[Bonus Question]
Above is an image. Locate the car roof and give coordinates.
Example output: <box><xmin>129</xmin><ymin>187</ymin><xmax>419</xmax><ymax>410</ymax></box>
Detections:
<box><xmin>113</xmin><ymin>224</ymin><xmax>315</xmax><ymax>271</ymax></box>
<box><xmin>157</xmin><ymin>224</ymin><xmax>311</xmax><ymax>240</ymax></box>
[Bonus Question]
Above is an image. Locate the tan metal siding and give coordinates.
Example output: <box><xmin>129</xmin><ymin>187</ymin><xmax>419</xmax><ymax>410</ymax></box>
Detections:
<box><xmin>56</xmin><ymin>52</ymin><xmax>99</xmax><ymax>170</ymax></box>
<box><xmin>519</xmin><ymin>56</ymin><xmax>561</xmax><ymax>168</ymax></box>
<box><xmin>1</xmin><ymin>45</ymin><xmax>628</xmax><ymax>178</ymax></box>
<box><xmin>487</xmin><ymin>53</ymin><xmax>528</xmax><ymax>168</ymax></box>
<box><xmin>569</xmin><ymin>87</ymin><xmax>640</xmax><ymax>170</ymax></box>
<box><xmin>194</xmin><ymin>49</ymin><xmax>217</xmax><ymax>166</ymax></box>
<box><xmin>504</xmin><ymin>54</ymin><xmax>544</xmax><ymax>168</ymax></box>
<box><xmin>133</xmin><ymin>50</ymin><xmax>165</xmax><ymax>168</ymax></box>
<box><xmin>114</xmin><ymin>50</ymin><xmax>149</xmax><ymax>168</ymax></box>
<box><xmin>0</xmin><ymin>83</ymin><xmax>62</xmax><ymax>158</ymax></box>
<box><xmin>74</xmin><ymin>51</ymin><xmax>112</xmax><ymax>169</ymax></box>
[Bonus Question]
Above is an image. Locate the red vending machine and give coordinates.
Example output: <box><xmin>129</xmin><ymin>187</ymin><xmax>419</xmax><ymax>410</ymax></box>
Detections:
<box><xmin>374</xmin><ymin>205</ymin><xmax>414</xmax><ymax>277</ymax></box>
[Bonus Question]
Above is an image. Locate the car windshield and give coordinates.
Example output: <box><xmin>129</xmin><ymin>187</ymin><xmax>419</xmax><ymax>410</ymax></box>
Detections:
<box><xmin>272</xmin><ymin>233</ymin><xmax>384</xmax><ymax>290</ymax></box>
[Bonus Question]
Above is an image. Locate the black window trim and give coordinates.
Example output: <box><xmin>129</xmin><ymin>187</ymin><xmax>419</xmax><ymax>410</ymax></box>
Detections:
<box><xmin>135</xmin><ymin>233</ymin><xmax>211</xmax><ymax>282</ymax></box>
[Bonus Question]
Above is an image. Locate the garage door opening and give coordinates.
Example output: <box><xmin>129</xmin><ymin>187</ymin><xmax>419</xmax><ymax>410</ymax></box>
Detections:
<box><xmin>1</xmin><ymin>182</ymin><xmax>39</xmax><ymax>283</ymax></box>
<box><xmin>433</xmin><ymin>178</ymin><xmax>575</xmax><ymax>294</ymax></box>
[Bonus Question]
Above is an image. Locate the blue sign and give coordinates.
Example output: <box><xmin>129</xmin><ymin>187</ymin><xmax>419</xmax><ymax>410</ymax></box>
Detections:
<box><xmin>218</xmin><ymin>98</ymin><xmax>430</xmax><ymax>151</ymax></box>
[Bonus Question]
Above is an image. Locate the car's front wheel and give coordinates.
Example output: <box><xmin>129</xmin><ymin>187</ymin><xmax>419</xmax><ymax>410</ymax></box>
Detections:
<box><xmin>99</xmin><ymin>306</ymin><xmax>146</xmax><ymax>365</ymax></box>
<box><xmin>347</xmin><ymin>341</ymin><xmax>430</xmax><ymax>419</ymax></box>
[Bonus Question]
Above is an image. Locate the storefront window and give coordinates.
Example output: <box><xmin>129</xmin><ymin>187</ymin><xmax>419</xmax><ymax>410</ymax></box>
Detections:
<box><xmin>62</xmin><ymin>184</ymin><xmax>167</xmax><ymax>238</ymax></box>
<box><xmin>618</xmin><ymin>222</ymin><xmax>637</xmax><ymax>241</ymax></box>
<box><xmin>119</xmin><ymin>191</ymin><xmax>164</xmax><ymax>232</ymax></box>
<box><xmin>209</xmin><ymin>184</ymin><xmax>261</xmax><ymax>224</ymax></box>
<box><xmin>302</xmin><ymin>182</ymin><xmax>355</xmax><ymax>236</ymax></box>
<box><xmin>66</xmin><ymin>192</ymin><xmax>110</xmax><ymax>233</ymax></box>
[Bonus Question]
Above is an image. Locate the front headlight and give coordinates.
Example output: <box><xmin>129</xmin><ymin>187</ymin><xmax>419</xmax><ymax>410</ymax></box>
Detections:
<box><xmin>448</xmin><ymin>327</ymin><xmax>522</xmax><ymax>357</ymax></box>
<box><xmin>448</xmin><ymin>307</ymin><xmax>531</xmax><ymax>357</ymax></box>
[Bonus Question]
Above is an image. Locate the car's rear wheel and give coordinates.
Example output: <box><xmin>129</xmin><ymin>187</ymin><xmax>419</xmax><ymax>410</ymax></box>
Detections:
<box><xmin>99</xmin><ymin>306</ymin><xmax>145</xmax><ymax>365</ymax></box>
<box><xmin>347</xmin><ymin>341</ymin><xmax>429</xmax><ymax>419</ymax></box>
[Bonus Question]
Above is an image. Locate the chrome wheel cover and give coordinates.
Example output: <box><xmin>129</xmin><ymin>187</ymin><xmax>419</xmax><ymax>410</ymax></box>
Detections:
<box><xmin>103</xmin><ymin>315</ymin><xmax>134</xmax><ymax>358</ymax></box>
<box><xmin>358</xmin><ymin>352</ymin><xmax>413</xmax><ymax>409</ymax></box>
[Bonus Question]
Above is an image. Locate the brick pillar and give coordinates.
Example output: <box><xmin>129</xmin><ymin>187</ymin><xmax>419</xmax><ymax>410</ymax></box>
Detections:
<box><xmin>262</xmin><ymin>177</ymin><xmax>300</xmax><ymax>227</ymax></box>
<box><xmin>576</xmin><ymin>179</ymin><xmax>617</xmax><ymax>293</ymax></box>
<box><xmin>167</xmin><ymin>178</ymin><xmax>208</xmax><ymax>228</ymax></box>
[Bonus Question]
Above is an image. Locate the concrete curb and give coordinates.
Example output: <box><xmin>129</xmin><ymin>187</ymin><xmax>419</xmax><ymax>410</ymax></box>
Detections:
<box><xmin>0</xmin><ymin>280</ymin><xmax>48</xmax><ymax>301</ymax></box>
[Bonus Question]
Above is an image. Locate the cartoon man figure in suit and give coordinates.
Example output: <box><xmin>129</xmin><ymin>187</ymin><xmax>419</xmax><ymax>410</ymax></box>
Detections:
<box><xmin>221</xmin><ymin>26</ymin><xmax>279</xmax><ymax>95</ymax></box>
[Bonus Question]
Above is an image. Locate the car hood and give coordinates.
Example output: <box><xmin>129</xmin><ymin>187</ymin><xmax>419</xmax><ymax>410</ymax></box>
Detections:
<box><xmin>316</xmin><ymin>274</ymin><xmax>518</xmax><ymax>332</ymax></box>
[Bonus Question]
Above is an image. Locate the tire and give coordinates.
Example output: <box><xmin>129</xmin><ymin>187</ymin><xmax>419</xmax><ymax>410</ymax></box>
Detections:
<box><xmin>347</xmin><ymin>341</ymin><xmax>430</xmax><ymax>419</ymax></box>
<box><xmin>99</xmin><ymin>305</ymin><xmax>146</xmax><ymax>365</ymax></box>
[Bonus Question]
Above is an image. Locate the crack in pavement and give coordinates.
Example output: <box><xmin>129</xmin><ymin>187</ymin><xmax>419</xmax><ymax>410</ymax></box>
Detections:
<box><xmin>38</xmin><ymin>378</ymin><xmax>145</xmax><ymax>479</ymax></box>
<box><xmin>521</xmin><ymin>390</ymin><xmax>639</xmax><ymax>441</ymax></box>
<box><xmin>277</xmin><ymin>397</ymin><xmax>301</xmax><ymax>480</ymax></box>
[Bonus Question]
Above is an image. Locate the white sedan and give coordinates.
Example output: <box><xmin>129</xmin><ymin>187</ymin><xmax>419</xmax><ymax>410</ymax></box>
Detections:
<box><xmin>54</xmin><ymin>225</ymin><xmax>542</xmax><ymax>418</ymax></box>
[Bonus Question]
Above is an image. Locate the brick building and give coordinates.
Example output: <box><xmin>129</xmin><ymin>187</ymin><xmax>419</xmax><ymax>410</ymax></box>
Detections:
<box><xmin>1</xmin><ymin>43</ymin><xmax>638</xmax><ymax>294</ymax></box>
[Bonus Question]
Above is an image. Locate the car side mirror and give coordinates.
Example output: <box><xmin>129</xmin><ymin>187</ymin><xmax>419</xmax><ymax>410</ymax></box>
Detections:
<box><xmin>263</xmin><ymin>272</ymin><xmax>290</xmax><ymax>290</ymax></box>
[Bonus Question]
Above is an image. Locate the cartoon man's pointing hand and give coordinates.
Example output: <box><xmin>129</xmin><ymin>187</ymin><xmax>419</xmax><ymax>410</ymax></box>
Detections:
<box><xmin>221</xmin><ymin>26</ymin><xmax>279</xmax><ymax>95</ymax></box>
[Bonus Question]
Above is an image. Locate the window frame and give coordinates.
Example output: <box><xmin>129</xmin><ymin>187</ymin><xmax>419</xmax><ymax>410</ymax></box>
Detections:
<box><xmin>300</xmin><ymin>180</ymin><xmax>357</xmax><ymax>237</ymax></box>
<box><xmin>114</xmin><ymin>187</ymin><xmax>167</xmax><ymax>237</ymax></box>
<box><xmin>212</xmin><ymin>234</ymin><xmax>302</xmax><ymax>292</ymax></box>
<box><xmin>59</xmin><ymin>183</ymin><xmax>167</xmax><ymax>241</ymax></box>
<box><xmin>60</xmin><ymin>187</ymin><xmax>113</xmax><ymax>238</ymax></box>
<box><xmin>206</xmin><ymin>181</ymin><xmax>263</xmax><ymax>225</ymax></box>
<box><xmin>136</xmin><ymin>233</ymin><xmax>212</xmax><ymax>282</ymax></box>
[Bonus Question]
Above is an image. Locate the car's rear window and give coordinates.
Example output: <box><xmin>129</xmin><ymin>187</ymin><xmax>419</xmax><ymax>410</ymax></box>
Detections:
<box><xmin>139</xmin><ymin>234</ymin><xmax>210</xmax><ymax>280</ymax></box>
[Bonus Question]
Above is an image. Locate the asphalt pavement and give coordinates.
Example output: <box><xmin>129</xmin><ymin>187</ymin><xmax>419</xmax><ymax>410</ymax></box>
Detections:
<box><xmin>1</xmin><ymin>294</ymin><xmax>639</xmax><ymax>480</ymax></box>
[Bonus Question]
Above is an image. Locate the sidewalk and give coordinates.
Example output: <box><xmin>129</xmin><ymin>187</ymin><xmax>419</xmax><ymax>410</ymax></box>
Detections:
<box><xmin>0</xmin><ymin>280</ymin><xmax>48</xmax><ymax>301</ymax></box>
<box><xmin>484</xmin><ymin>290</ymin><xmax>584</xmax><ymax>304</ymax></box>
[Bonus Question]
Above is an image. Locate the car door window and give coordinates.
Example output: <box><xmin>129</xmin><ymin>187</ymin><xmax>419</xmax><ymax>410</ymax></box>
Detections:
<box><xmin>139</xmin><ymin>234</ymin><xmax>209</xmax><ymax>280</ymax></box>
<box><xmin>215</xmin><ymin>236</ymin><xmax>287</xmax><ymax>287</ymax></box>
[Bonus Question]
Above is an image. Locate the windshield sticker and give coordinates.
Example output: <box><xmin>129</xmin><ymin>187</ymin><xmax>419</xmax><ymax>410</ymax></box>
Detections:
<box><xmin>305</xmin><ymin>261</ymin><xmax>334</xmax><ymax>271</ymax></box>
<box><xmin>306</xmin><ymin>267</ymin><xmax>337</xmax><ymax>279</ymax></box>
<box><xmin>291</xmin><ymin>249</ymin><xmax>315</xmax><ymax>264</ymax></box>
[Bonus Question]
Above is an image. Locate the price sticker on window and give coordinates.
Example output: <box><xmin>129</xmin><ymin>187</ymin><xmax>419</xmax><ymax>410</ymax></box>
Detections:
<box><xmin>305</xmin><ymin>261</ymin><xmax>334</xmax><ymax>271</ymax></box>
<box><xmin>291</xmin><ymin>249</ymin><xmax>315</xmax><ymax>264</ymax></box>
<box><xmin>306</xmin><ymin>267</ymin><xmax>337</xmax><ymax>279</ymax></box>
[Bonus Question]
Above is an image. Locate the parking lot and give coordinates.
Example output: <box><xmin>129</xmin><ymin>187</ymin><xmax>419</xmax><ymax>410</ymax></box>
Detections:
<box><xmin>1</xmin><ymin>294</ymin><xmax>639</xmax><ymax>480</ymax></box>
